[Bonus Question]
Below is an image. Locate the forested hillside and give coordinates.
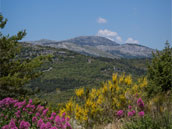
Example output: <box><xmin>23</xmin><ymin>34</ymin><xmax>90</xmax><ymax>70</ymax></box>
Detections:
<box><xmin>20</xmin><ymin>43</ymin><xmax>150</xmax><ymax>103</ymax></box>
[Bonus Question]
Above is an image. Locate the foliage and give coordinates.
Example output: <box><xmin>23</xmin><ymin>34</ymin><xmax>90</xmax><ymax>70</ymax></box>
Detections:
<box><xmin>0</xmin><ymin>15</ymin><xmax>51</xmax><ymax>99</ymax></box>
<box><xmin>147</xmin><ymin>41</ymin><xmax>172</xmax><ymax>97</ymax></box>
<box><xmin>0</xmin><ymin>97</ymin><xmax>71</xmax><ymax>129</ymax></box>
<box><xmin>59</xmin><ymin>73</ymin><xmax>148</xmax><ymax>128</ymax></box>
<box><xmin>20</xmin><ymin>43</ymin><xmax>148</xmax><ymax>104</ymax></box>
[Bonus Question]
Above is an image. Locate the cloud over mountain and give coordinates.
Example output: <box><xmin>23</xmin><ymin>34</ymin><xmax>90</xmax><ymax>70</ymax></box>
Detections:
<box><xmin>125</xmin><ymin>37</ymin><xmax>139</xmax><ymax>44</ymax></box>
<box><xmin>96</xmin><ymin>29</ymin><xmax>123</xmax><ymax>43</ymax></box>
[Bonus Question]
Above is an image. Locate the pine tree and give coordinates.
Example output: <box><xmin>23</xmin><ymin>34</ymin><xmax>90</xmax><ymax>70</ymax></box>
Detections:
<box><xmin>0</xmin><ymin>14</ymin><xmax>51</xmax><ymax>99</ymax></box>
<box><xmin>147</xmin><ymin>41</ymin><xmax>172</xmax><ymax>97</ymax></box>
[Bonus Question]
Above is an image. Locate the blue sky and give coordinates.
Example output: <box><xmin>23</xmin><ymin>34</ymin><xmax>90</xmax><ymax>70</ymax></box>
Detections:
<box><xmin>0</xmin><ymin>0</ymin><xmax>171</xmax><ymax>50</ymax></box>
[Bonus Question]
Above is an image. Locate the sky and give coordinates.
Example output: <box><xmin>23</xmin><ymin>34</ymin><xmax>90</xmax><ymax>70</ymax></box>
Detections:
<box><xmin>0</xmin><ymin>0</ymin><xmax>171</xmax><ymax>50</ymax></box>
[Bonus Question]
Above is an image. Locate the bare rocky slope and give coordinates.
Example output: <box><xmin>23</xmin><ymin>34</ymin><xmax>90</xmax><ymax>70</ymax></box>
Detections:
<box><xmin>27</xmin><ymin>36</ymin><xmax>155</xmax><ymax>58</ymax></box>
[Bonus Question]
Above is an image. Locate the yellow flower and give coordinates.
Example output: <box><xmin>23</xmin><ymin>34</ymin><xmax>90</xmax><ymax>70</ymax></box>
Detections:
<box><xmin>113</xmin><ymin>97</ymin><xmax>118</xmax><ymax>104</ymax></box>
<box><xmin>119</xmin><ymin>73</ymin><xmax>125</xmax><ymax>84</ymax></box>
<box><xmin>65</xmin><ymin>99</ymin><xmax>74</xmax><ymax>113</ymax></box>
<box><xmin>75</xmin><ymin>88</ymin><xmax>84</xmax><ymax>97</ymax></box>
<box><xmin>124</xmin><ymin>75</ymin><xmax>132</xmax><ymax>85</ymax></box>
<box><xmin>102</xmin><ymin>84</ymin><xmax>108</xmax><ymax>94</ymax></box>
<box><xmin>90</xmin><ymin>88</ymin><xmax>97</xmax><ymax>99</ymax></box>
<box><xmin>75</xmin><ymin>104</ymin><xmax>88</xmax><ymax>122</ymax></box>
<box><xmin>112</xmin><ymin>73</ymin><xmax>118</xmax><ymax>84</ymax></box>
<box><xmin>140</xmin><ymin>77</ymin><xmax>147</xmax><ymax>88</ymax></box>
<box><xmin>85</xmin><ymin>98</ymin><xmax>93</xmax><ymax>107</ymax></box>
<box><xmin>119</xmin><ymin>94</ymin><xmax>125</xmax><ymax>101</ymax></box>
<box><xmin>97</xmin><ymin>94</ymin><xmax>104</xmax><ymax>105</ymax></box>
<box><xmin>59</xmin><ymin>108</ymin><xmax>66</xmax><ymax>117</ymax></box>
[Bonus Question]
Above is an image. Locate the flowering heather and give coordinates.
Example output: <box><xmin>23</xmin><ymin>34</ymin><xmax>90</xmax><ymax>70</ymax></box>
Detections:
<box><xmin>128</xmin><ymin>105</ymin><xmax>132</xmax><ymax>109</ymax></box>
<box><xmin>137</xmin><ymin>98</ymin><xmax>144</xmax><ymax>109</ymax></box>
<box><xmin>117</xmin><ymin>110</ymin><xmax>123</xmax><ymax>117</ymax></box>
<box><xmin>19</xmin><ymin>120</ymin><xmax>31</xmax><ymax>129</ymax></box>
<box><xmin>0</xmin><ymin>97</ymin><xmax>72</xmax><ymax>129</ymax></box>
<box><xmin>128</xmin><ymin>111</ymin><xmax>134</xmax><ymax>117</ymax></box>
<box><xmin>132</xmin><ymin>110</ymin><xmax>136</xmax><ymax>115</ymax></box>
<box><xmin>138</xmin><ymin>111</ymin><xmax>144</xmax><ymax>117</ymax></box>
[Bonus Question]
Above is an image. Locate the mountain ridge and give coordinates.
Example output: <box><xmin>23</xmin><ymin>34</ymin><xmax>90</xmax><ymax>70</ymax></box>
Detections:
<box><xmin>26</xmin><ymin>36</ymin><xmax>155</xmax><ymax>58</ymax></box>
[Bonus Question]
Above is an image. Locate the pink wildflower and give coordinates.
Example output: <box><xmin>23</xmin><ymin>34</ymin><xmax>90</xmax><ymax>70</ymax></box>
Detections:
<box><xmin>36</xmin><ymin>112</ymin><xmax>40</xmax><ymax>117</ymax></box>
<box><xmin>37</xmin><ymin>119</ymin><xmax>43</xmax><ymax>127</ymax></box>
<box><xmin>132</xmin><ymin>110</ymin><xmax>136</xmax><ymax>115</ymax></box>
<box><xmin>137</xmin><ymin>98</ymin><xmax>144</xmax><ymax>109</ymax></box>
<box><xmin>138</xmin><ymin>111</ymin><xmax>144</xmax><ymax>117</ymax></box>
<box><xmin>42</xmin><ymin>108</ymin><xmax>48</xmax><ymax>116</ymax></box>
<box><xmin>32</xmin><ymin>116</ymin><xmax>37</xmax><ymax>123</ymax></box>
<box><xmin>29</xmin><ymin>99</ymin><xmax>32</xmax><ymax>104</ymax></box>
<box><xmin>50</xmin><ymin>127</ymin><xmax>58</xmax><ymax>129</ymax></box>
<box><xmin>2</xmin><ymin>125</ymin><xmax>9</xmax><ymax>129</ymax></box>
<box><xmin>19</xmin><ymin>120</ymin><xmax>30</xmax><ymax>129</ymax></box>
<box><xmin>128</xmin><ymin>105</ymin><xmax>132</xmax><ymax>109</ymax></box>
<box><xmin>15</xmin><ymin>110</ymin><xmax>21</xmax><ymax>118</ymax></box>
<box><xmin>45</xmin><ymin>122</ymin><xmax>52</xmax><ymax>128</ymax></box>
<box><xmin>117</xmin><ymin>110</ymin><xmax>123</xmax><ymax>117</ymax></box>
<box><xmin>128</xmin><ymin>111</ymin><xmax>133</xmax><ymax>117</ymax></box>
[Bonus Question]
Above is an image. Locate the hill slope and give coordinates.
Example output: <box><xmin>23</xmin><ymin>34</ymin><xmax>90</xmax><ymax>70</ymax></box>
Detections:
<box><xmin>20</xmin><ymin>43</ymin><xmax>150</xmax><ymax>103</ymax></box>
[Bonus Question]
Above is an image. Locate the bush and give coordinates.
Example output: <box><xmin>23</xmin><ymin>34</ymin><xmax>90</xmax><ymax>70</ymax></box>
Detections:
<box><xmin>147</xmin><ymin>41</ymin><xmax>172</xmax><ymax>97</ymax></box>
<box><xmin>59</xmin><ymin>73</ymin><xmax>148</xmax><ymax>128</ymax></box>
<box><xmin>0</xmin><ymin>97</ymin><xmax>72</xmax><ymax>129</ymax></box>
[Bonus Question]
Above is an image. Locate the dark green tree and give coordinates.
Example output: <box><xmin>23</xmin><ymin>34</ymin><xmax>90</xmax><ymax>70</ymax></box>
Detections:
<box><xmin>147</xmin><ymin>41</ymin><xmax>172</xmax><ymax>97</ymax></box>
<box><xmin>0</xmin><ymin>14</ymin><xmax>51</xmax><ymax>99</ymax></box>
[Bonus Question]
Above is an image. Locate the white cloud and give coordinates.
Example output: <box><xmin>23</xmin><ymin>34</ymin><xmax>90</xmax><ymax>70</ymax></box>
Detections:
<box><xmin>97</xmin><ymin>17</ymin><xmax>107</xmax><ymax>24</ymax></box>
<box><xmin>125</xmin><ymin>37</ymin><xmax>139</xmax><ymax>44</ymax></box>
<box><xmin>116</xmin><ymin>36</ymin><xmax>122</xmax><ymax>42</ymax></box>
<box><xmin>97</xmin><ymin>29</ymin><xmax>123</xmax><ymax>43</ymax></box>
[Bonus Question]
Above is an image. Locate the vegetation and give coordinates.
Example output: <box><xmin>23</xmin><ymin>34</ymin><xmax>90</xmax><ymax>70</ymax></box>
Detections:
<box><xmin>19</xmin><ymin>43</ymin><xmax>149</xmax><ymax>104</ymax></box>
<box><xmin>0</xmin><ymin>15</ymin><xmax>51</xmax><ymax>99</ymax></box>
<box><xmin>1</xmin><ymin>14</ymin><xmax>172</xmax><ymax>129</ymax></box>
<box><xmin>147</xmin><ymin>41</ymin><xmax>172</xmax><ymax>97</ymax></box>
<box><xmin>0</xmin><ymin>97</ymin><xmax>71</xmax><ymax>129</ymax></box>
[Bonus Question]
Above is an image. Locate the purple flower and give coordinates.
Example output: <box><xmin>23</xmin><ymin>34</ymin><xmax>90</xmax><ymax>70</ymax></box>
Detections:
<box><xmin>15</xmin><ymin>110</ymin><xmax>21</xmax><ymax>118</ymax></box>
<box><xmin>0</xmin><ymin>97</ymin><xmax>17</xmax><ymax>108</ymax></box>
<box><xmin>117</xmin><ymin>110</ymin><xmax>123</xmax><ymax>117</ymax></box>
<box><xmin>50</xmin><ymin>127</ymin><xmax>58</xmax><ymax>129</ymax></box>
<box><xmin>65</xmin><ymin>122</ymin><xmax>72</xmax><ymax>129</ymax></box>
<box><xmin>66</xmin><ymin>117</ymin><xmax>70</xmax><ymax>121</ymax></box>
<box><xmin>132</xmin><ymin>110</ymin><xmax>136</xmax><ymax>115</ymax></box>
<box><xmin>62</xmin><ymin>112</ymin><xmax>66</xmax><ymax>118</ymax></box>
<box><xmin>37</xmin><ymin>105</ymin><xmax>44</xmax><ymax>112</ymax></box>
<box><xmin>9</xmin><ymin>119</ymin><xmax>17</xmax><ymax>128</ymax></box>
<box><xmin>40</xmin><ymin>123</ymin><xmax>46</xmax><ymax>129</ymax></box>
<box><xmin>29</xmin><ymin>99</ymin><xmax>32</xmax><ymax>104</ymax></box>
<box><xmin>2</xmin><ymin>125</ymin><xmax>9</xmax><ymax>129</ymax></box>
<box><xmin>32</xmin><ymin>116</ymin><xmax>37</xmax><ymax>123</ymax></box>
<box><xmin>128</xmin><ymin>105</ymin><xmax>132</xmax><ymax>109</ymax></box>
<box><xmin>128</xmin><ymin>111</ymin><xmax>133</xmax><ymax>117</ymax></box>
<box><xmin>48</xmin><ymin>116</ymin><xmax>54</xmax><ymax>121</ymax></box>
<box><xmin>45</xmin><ymin>122</ymin><xmax>52</xmax><ymax>128</ymax></box>
<box><xmin>36</xmin><ymin>112</ymin><xmax>40</xmax><ymax>117</ymax></box>
<box><xmin>37</xmin><ymin>119</ymin><xmax>43</xmax><ymax>127</ymax></box>
<box><xmin>19</xmin><ymin>120</ymin><xmax>30</xmax><ymax>129</ymax></box>
<box><xmin>137</xmin><ymin>98</ymin><xmax>144</xmax><ymax>109</ymax></box>
<box><xmin>42</xmin><ymin>108</ymin><xmax>48</xmax><ymax>116</ymax></box>
<box><xmin>51</xmin><ymin>112</ymin><xmax>56</xmax><ymax>117</ymax></box>
<box><xmin>138</xmin><ymin>111</ymin><xmax>144</xmax><ymax>117</ymax></box>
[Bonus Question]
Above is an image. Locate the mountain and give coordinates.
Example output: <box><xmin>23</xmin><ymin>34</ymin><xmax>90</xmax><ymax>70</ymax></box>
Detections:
<box><xmin>27</xmin><ymin>36</ymin><xmax>155</xmax><ymax>58</ymax></box>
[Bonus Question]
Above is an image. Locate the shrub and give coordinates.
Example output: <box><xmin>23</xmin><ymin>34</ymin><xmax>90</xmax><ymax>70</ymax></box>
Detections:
<box><xmin>60</xmin><ymin>73</ymin><xmax>148</xmax><ymax>128</ymax></box>
<box><xmin>0</xmin><ymin>97</ymin><xmax>72</xmax><ymax>129</ymax></box>
<box><xmin>147</xmin><ymin>41</ymin><xmax>172</xmax><ymax>97</ymax></box>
